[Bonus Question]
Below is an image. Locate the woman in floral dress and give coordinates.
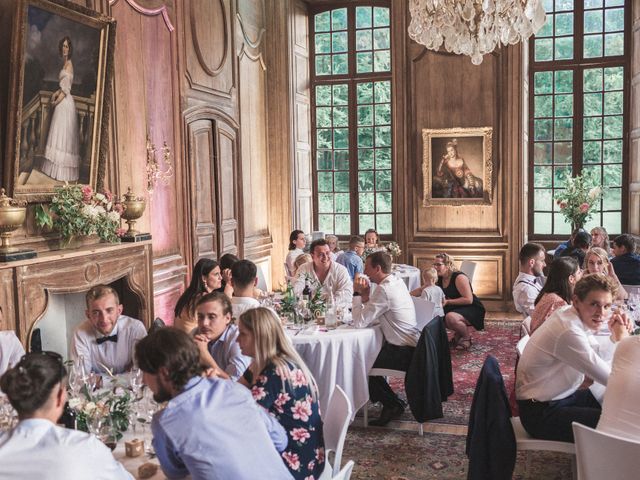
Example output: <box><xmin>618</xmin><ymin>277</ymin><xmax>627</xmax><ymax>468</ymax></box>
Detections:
<box><xmin>237</xmin><ymin>307</ymin><xmax>324</xmax><ymax>480</ymax></box>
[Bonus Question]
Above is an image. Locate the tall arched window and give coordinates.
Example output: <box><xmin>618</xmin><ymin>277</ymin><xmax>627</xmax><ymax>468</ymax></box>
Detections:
<box><xmin>310</xmin><ymin>2</ymin><xmax>392</xmax><ymax>237</ymax></box>
<box><xmin>529</xmin><ymin>0</ymin><xmax>629</xmax><ymax>237</ymax></box>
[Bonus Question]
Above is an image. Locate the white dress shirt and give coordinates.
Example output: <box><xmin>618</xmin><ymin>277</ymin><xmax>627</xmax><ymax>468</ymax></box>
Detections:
<box><xmin>597</xmin><ymin>336</ymin><xmax>640</xmax><ymax>441</ymax></box>
<box><xmin>72</xmin><ymin>315</ymin><xmax>147</xmax><ymax>375</ymax></box>
<box><xmin>512</xmin><ymin>272</ymin><xmax>544</xmax><ymax>316</ymax></box>
<box><xmin>293</xmin><ymin>261</ymin><xmax>354</xmax><ymax>310</ymax></box>
<box><xmin>231</xmin><ymin>296</ymin><xmax>260</xmax><ymax>319</ymax></box>
<box><xmin>285</xmin><ymin>248</ymin><xmax>304</xmax><ymax>276</ymax></box>
<box><xmin>0</xmin><ymin>418</ymin><xmax>133</xmax><ymax>480</ymax></box>
<box><xmin>352</xmin><ymin>274</ymin><xmax>419</xmax><ymax>347</ymax></box>
<box><xmin>516</xmin><ymin>305</ymin><xmax>615</xmax><ymax>402</ymax></box>
<box><xmin>0</xmin><ymin>331</ymin><xmax>25</xmax><ymax>377</ymax></box>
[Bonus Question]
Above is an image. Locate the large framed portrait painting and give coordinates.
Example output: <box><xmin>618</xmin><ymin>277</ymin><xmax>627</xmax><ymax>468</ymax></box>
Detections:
<box><xmin>4</xmin><ymin>0</ymin><xmax>115</xmax><ymax>201</ymax></box>
<box><xmin>422</xmin><ymin>127</ymin><xmax>494</xmax><ymax>206</ymax></box>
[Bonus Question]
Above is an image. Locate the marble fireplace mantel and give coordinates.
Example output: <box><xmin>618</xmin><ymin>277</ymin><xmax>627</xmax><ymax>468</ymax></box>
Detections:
<box><xmin>0</xmin><ymin>241</ymin><xmax>154</xmax><ymax>348</ymax></box>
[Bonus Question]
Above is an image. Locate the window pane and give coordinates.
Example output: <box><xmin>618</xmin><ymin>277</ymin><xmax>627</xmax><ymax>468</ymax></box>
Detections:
<box><xmin>375</xmin><ymin>103</ymin><xmax>391</xmax><ymax>125</ymax></box>
<box><xmin>374</xmin><ymin>28</ymin><xmax>390</xmax><ymax>49</ymax></box>
<box><xmin>603</xmin><ymin>164</ymin><xmax>622</xmax><ymax>187</ymax></box>
<box><xmin>535</xmin><ymin>95</ymin><xmax>553</xmax><ymax>117</ymax></box>
<box><xmin>334</xmin><ymin>171</ymin><xmax>349</xmax><ymax>192</ymax></box>
<box><xmin>357</xmin><ymin>83</ymin><xmax>373</xmax><ymax>103</ymax></box>
<box><xmin>335</xmin><ymin>193</ymin><xmax>350</xmax><ymax>213</ymax></box>
<box><xmin>356</xmin><ymin>52</ymin><xmax>373</xmax><ymax>73</ymax></box>
<box><xmin>535</xmin><ymin>38</ymin><xmax>553</xmax><ymax>61</ymax></box>
<box><xmin>375</xmin><ymin>170</ymin><xmax>391</xmax><ymax>190</ymax></box>
<box><xmin>357</xmin><ymin>106</ymin><xmax>373</xmax><ymax>126</ymax></box>
<box><xmin>318</xmin><ymin>214</ymin><xmax>333</xmax><ymax>233</ymax></box>
<box><xmin>534</xmin><ymin>212</ymin><xmax>553</xmax><ymax>234</ymax></box>
<box><xmin>358</xmin><ymin>127</ymin><xmax>374</xmax><ymax>148</ymax></box>
<box><xmin>359</xmin><ymin>214</ymin><xmax>375</xmax><ymax>234</ymax></box>
<box><xmin>604</xmin><ymin>32</ymin><xmax>624</xmax><ymax>56</ymax></box>
<box><xmin>373</xmin><ymin>7</ymin><xmax>389</xmax><ymax>27</ymax></box>
<box><xmin>374</xmin><ymin>50</ymin><xmax>391</xmax><ymax>72</ymax></box>
<box><xmin>603</xmin><ymin>115</ymin><xmax>623</xmax><ymax>138</ymax></box>
<box><xmin>359</xmin><ymin>193</ymin><xmax>375</xmax><ymax>213</ymax></box>
<box><xmin>335</xmin><ymin>215</ymin><xmax>350</xmax><ymax>235</ymax></box>
<box><xmin>333</xmin><ymin>106</ymin><xmax>348</xmax><ymax>127</ymax></box>
<box><xmin>356</xmin><ymin>30</ymin><xmax>372</xmax><ymax>51</ymax></box>
<box><xmin>603</xmin><ymin>140</ymin><xmax>622</xmax><ymax>163</ymax></box>
<box><xmin>315</xmin><ymin>12</ymin><xmax>330</xmax><ymax>32</ymax></box>
<box><xmin>318</xmin><ymin>172</ymin><xmax>333</xmax><ymax>192</ymax></box>
<box><xmin>316</xmin><ymin>55</ymin><xmax>332</xmax><ymax>75</ymax></box>
<box><xmin>316</xmin><ymin>107</ymin><xmax>331</xmax><ymax>128</ymax></box>
<box><xmin>554</xmin><ymin>142</ymin><xmax>572</xmax><ymax>163</ymax></box>
<box><xmin>358</xmin><ymin>171</ymin><xmax>375</xmax><ymax>191</ymax></box>
<box><xmin>534</xmin><ymin>189</ymin><xmax>553</xmax><ymax>210</ymax></box>
<box><xmin>377</xmin><ymin>192</ymin><xmax>392</xmax><ymax>212</ymax></box>
<box><xmin>555</xmin><ymin>12</ymin><xmax>574</xmax><ymax>35</ymax></box>
<box><xmin>376</xmin><ymin>214</ymin><xmax>392</xmax><ymax>234</ymax></box>
<box><xmin>332</xmin><ymin>32</ymin><xmax>348</xmax><ymax>53</ymax></box>
<box><xmin>535</xmin><ymin>71</ymin><xmax>553</xmax><ymax>93</ymax></box>
<box><xmin>359</xmin><ymin>149</ymin><xmax>374</xmax><ymax>169</ymax></box>
<box><xmin>333</xmin><ymin>84</ymin><xmax>348</xmax><ymax>104</ymax></box>
<box><xmin>604</xmin><ymin>91</ymin><xmax>623</xmax><ymax>115</ymax></box>
<box><xmin>604</xmin><ymin>8</ymin><xmax>624</xmax><ymax>32</ymax></box>
<box><xmin>318</xmin><ymin>193</ymin><xmax>333</xmax><ymax>213</ymax></box>
<box><xmin>331</xmin><ymin>8</ymin><xmax>347</xmax><ymax>30</ymax></box>
<box><xmin>376</xmin><ymin>148</ymin><xmax>392</xmax><ymax>169</ymax></box>
<box><xmin>584</xmin><ymin>10</ymin><xmax>603</xmax><ymax>33</ymax></box>
<box><xmin>334</xmin><ymin>150</ymin><xmax>349</xmax><ymax>170</ymax></box>
<box><xmin>317</xmin><ymin>150</ymin><xmax>332</xmax><ymax>170</ymax></box>
<box><xmin>603</xmin><ymin>187</ymin><xmax>621</xmax><ymax>209</ymax></box>
<box><xmin>534</xmin><ymin>142</ymin><xmax>553</xmax><ymax>164</ymax></box>
<box><xmin>584</xmin><ymin>68</ymin><xmax>603</xmax><ymax>92</ymax></box>
<box><xmin>584</xmin><ymin>34</ymin><xmax>603</xmax><ymax>57</ymax></box>
<box><xmin>356</xmin><ymin>6</ymin><xmax>372</xmax><ymax>28</ymax></box>
<box><xmin>333</xmin><ymin>54</ymin><xmax>348</xmax><ymax>74</ymax></box>
<box><xmin>604</xmin><ymin>66</ymin><xmax>624</xmax><ymax>90</ymax></box>
<box><xmin>375</xmin><ymin>126</ymin><xmax>391</xmax><ymax>147</ymax></box>
<box><xmin>315</xmin><ymin>33</ymin><xmax>331</xmax><ymax>54</ymax></box>
<box><xmin>316</xmin><ymin>85</ymin><xmax>332</xmax><ymax>105</ymax></box>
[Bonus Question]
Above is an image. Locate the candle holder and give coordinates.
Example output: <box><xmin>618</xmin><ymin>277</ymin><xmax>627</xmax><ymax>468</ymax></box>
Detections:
<box><xmin>0</xmin><ymin>189</ymin><xmax>36</xmax><ymax>261</ymax></box>
<box><xmin>120</xmin><ymin>187</ymin><xmax>151</xmax><ymax>242</ymax></box>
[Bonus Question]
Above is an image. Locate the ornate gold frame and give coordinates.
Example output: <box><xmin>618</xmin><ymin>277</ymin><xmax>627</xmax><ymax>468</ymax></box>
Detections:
<box><xmin>3</xmin><ymin>0</ymin><xmax>115</xmax><ymax>202</ymax></box>
<box><xmin>422</xmin><ymin>127</ymin><xmax>494</xmax><ymax>207</ymax></box>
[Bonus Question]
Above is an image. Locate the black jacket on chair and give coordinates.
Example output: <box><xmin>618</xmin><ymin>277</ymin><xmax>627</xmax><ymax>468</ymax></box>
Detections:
<box><xmin>405</xmin><ymin>316</ymin><xmax>454</xmax><ymax>422</ymax></box>
<box><xmin>466</xmin><ymin>355</ymin><xmax>516</xmax><ymax>480</ymax></box>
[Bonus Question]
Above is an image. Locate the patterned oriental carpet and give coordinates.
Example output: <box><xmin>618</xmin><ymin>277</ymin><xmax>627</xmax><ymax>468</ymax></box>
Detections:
<box><xmin>361</xmin><ymin>320</ymin><xmax>521</xmax><ymax>425</ymax></box>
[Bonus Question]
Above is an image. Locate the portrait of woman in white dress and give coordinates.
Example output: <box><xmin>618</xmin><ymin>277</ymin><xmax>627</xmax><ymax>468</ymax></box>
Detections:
<box><xmin>40</xmin><ymin>36</ymin><xmax>81</xmax><ymax>182</ymax></box>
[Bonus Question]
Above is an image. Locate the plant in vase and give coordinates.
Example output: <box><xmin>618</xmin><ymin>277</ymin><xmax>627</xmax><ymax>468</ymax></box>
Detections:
<box><xmin>35</xmin><ymin>184</ymin><xmax>126</xmax><ymax>247</ymax></box>
<box><xmin>385</xmin><ymin>241</ymin><xmax>402</xmax><ymax>263</ymax></box>
<box><xmin>554</xmin><ymin>172</ymin><xmax>603</xmax><ymax>231</ymax></box>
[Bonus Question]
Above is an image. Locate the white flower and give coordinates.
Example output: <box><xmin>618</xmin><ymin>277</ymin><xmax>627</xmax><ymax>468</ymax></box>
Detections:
<box><xmin>588</xmin><ymin>187</ymin><xmax>601</xmax><ymax>200</ymax></box>
<box><xmin>68</xmin><ymin>398</ymin><xmax>84</xmax><ymax>409</ymax></box>
<box><xmin>95</xmin><ymin>193</ymin><xmax>106</xmax><ymax>202</ymax></box>
<box><xmin>81</xmin><ymin>204</ymin><xmax>100</xmax><ymax>219</ymax></box>
<box><xmin>108</xmin><ymin>211</ymin><xmax>120</xmax><ymax>222</ymax></box>
<box><xmin>95</xmin><ymin>205</ymin><xmax>106</xmax><ymax>215</ymax></box>
<box><xmin>84</xmin><ymin>401</ymin><xmax>97</xmax><ymax>414</ymax></box>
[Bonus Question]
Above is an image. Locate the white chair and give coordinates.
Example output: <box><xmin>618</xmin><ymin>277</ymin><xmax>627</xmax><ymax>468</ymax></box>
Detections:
<box><xmin>460</xmin><ymin>260</ymin><xmax>477</xmax><ymax>283</ymax></box>
<box><xmin>411</xmin><ymin>296</ymin><xmax>436</xmax><ymax>330</ymax></box>
<box><xmin>521</xmin><ymin>316</ymin><xmax>532</xmax><ymax>337</ymax></box>
<box><xmin>516</xmin><ymin>334</ymin><xmax>529</xmax><ymax>358</ymax></box>
<box><xmin>332</xmin><ymin>460</ymin><xmax>354</xmax><ymax>480</ymax></box>
<box><xmin>622</xmin><ymin>284</ymin><xmax>640</xmax><ymax>296</ymax></box>
<box><xmin>320</xmin><ymin>385</ymin><xmax>352</xmax><ymax>480</ymax></box>
<box><xmin>511</xmin><ymin>416</ymin><xmax>576</xmax><ymax>479</ymax></box>
<box><xmin>256</xmin><ymin>264</ymin><xmax>268</xmax><ymax>291</ymax></box>
<box><xmin>572</xmin><ymin>422</ymin><xmax>640</xmax><ymax>480</ymax></box>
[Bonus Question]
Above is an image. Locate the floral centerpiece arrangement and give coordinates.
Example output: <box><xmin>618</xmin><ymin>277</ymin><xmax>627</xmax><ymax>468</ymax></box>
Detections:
<box><xmin>386</xmin><ymin>241</ymin><xmax>402</xmax><ymax>259</ymax></box>
<box><xmin>35</xmin><ymin>184</ymin><xmax>126</xmax><ymax>246</ymax></box>
<box><xmin>554</xmin><ymin>172</ymin><xmax>603</xmax><ymax>230</ymax></box>
<box><xmin>68</xmin><ymin>376</ymin><xmax>132</xmax><ymax>441</ymax></box>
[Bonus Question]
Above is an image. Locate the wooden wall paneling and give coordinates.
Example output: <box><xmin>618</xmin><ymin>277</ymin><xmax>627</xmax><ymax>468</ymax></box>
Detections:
<box><xmin>184</xmin><ymin>0</ymin><xmax>236</xmax><ymax>103</ymax></box>
<box><xmin>237</xmin><ymin>0</ymin><xmax>273</xmax><ymax>261</ymax></box>
<box><xmin>0</xmin><ymin>269</ymin><xmax>16</xmax><ymax>331</ymax></box>
<box><xmin>109</xmin><ymin>0</ymin><xmax>186</xmax><ymax>323</ymax></box>
<box><xmin>216</xmin><ymin>119</ymin><xmax>240</xmax><ymax>254</ymax></box>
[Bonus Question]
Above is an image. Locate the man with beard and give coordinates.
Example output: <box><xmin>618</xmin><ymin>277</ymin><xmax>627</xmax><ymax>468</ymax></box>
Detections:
<box><xmin>135</xmin><ymin>328</ymin><xmax>293</xmax><ymax>480</ymax></box>
<box><xmin>512</xmin><ymin>243</ymin><xmax>547</xmax><ymax>317</ymax></box>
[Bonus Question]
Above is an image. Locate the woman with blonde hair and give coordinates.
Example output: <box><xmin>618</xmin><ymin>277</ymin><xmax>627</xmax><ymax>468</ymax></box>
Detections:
<box><xmin>237</xmin><ymin>308</ymin><xmax>324</xmax><ymax>479</ymax></box>
<box><xmin>590</xmin><ymin>227</ymin><xmax>611</xmax><ymax>256</ymax></box>
<box><xmin>292</xmin><ymin>253</ymin><xmax>312</xmax><ymax>277</ymax></box>
<box><xmin>584</xmin><ymin>247</ymin><xmax>627</xmax><ymax>301</ymax></box>
<box><xmin>433</xmin><ymin>253</ymin><xmax>485</xmax><ymax>350</ymax></box>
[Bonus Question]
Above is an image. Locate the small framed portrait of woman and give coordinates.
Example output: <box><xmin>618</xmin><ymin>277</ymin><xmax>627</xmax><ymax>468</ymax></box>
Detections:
<box><xmin>422</xmin><ymin>127</ymin><xmax>494</xmax><ymax>206</ymax></box>
<box><xmin>4</xmin><ymin>0</ymin><xmax>115</xmax><ymax>201</ymax></box>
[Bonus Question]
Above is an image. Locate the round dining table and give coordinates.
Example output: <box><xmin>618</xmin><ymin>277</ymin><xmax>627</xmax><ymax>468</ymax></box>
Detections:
<box><xmin>287</xmin><ymin>323</ymin><xmax>384</xmax><ymax>420</ymax></box>
<box><xmin>392</xmin><ymin>264</ymin><xmax>421</xmax><ymax>292</ymax></box>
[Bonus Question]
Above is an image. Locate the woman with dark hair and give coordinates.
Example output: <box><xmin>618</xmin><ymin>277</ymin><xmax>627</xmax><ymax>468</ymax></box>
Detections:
<box><xmin>174</xmin><ymin>258</ymin><xmax>222</xmax><ymax>333</ymax></box>
<box><xmin>530</xmin><ymin>257</ymin><xmax>581</xmax><ymax>334</ymax></box>
<box><xmin>41</xmin><ymin>36</ymin><xmax>81</xmax><ymax>182</ymax></box>
<box><xmin>364</xmin><ymin>228</ymin><xmax>380</xmax><ymax>249</ymax></box>
<box><xmin>285</xmin><ymin>230</ymin><xmax>306</xmax><ymax>276</ymax></box>
<box><xmin>433</xmin><ymin>253</ymin><xmax>485</xmax><ymax>350</ymax></box>
<box><xmin>0</xmin><ymin>352</ymin><xmax>132</xmax><ymax>479</ymax></box>
<box><xmin>216</xmin><ymin>253</ymin><xmax>239</xmax><ymax>294</ymax></box>
<box><xmin>237</xmin><ymin>307</ymin><xmax>324</xmax><ymax>479</ymax></box>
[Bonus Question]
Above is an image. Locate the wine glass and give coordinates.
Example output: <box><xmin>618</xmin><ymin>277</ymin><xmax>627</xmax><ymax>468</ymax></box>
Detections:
<box><xmin>130</xmin><ymin>367</ymin><xmax>144</xmax><ymax>400</ymax></box>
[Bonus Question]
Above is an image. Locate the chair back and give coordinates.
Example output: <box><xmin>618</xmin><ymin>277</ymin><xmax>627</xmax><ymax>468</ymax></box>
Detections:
<box><xmin>516</xmin><ymin>334</ymin><xmax>529</xmax><ymax>358</ymax></box>
<box><xmin>149</xmin><ymin>317</ymin><xmax>166</xmax><ymax>334</ymax></box>
<box><xmin>256</xmin><ymin>264</ymin><xmax>268</xmax><ymax>291</ymax></box>
<box><xmin>573</xmin><ymin>422</ymin><xmax>640</xmax><ymax>480</ymax></box>
<box><xmin>411</xmin><ymin>296</ymin><xmax>436</xmax><ymax>330</ymax></box>
<box><xmin>332</xmin><ymin>460</ymin><xmax>354</xmax><ymax>480</ymax></box>
<box><xmin>622</xmin><ymin>284</ymin><xmax>640</xmax><ymax>296</ymax></box>
<box><xmin>323</xmin><ymin>385</ymin><xmax>353</xmax><ymax>478</ymax></box>
<box><xmin>460</xmin><ymin>260</ymin><xmax>477</xmax><ymax>283</ymax></box>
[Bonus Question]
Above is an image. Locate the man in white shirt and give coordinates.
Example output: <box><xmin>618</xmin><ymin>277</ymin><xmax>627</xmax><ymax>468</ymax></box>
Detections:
<box><xmin>72</xmin><ymin>285</ymin><xmax>147</xmax><ymax>375</ymax></box>
<box><xmin>193</xmin><ymin>292</ymin><xmax>251</xmax><ymax>381</ymax></box>
<box><xmin>512</xmin><ymin>243</ymin><xmax>546</xmax><ymax>316</ymax></box>
<box><xmin>294</xmin><ymin>239</ymin><xmax>353</xmax><ymax>310</ymax></box>
<box><xmin>230</xmin><ymin>259</ymin><xmax>260</xmax><ymax>319</ymax></box>
<box><xmin>0</xmin><ymin>306</ymin><xmax>25</xmax><ymax>378</ymax></box>
<box><xmin>516</xmin><ymin>274</ymin><xmax>632</xmax><ymax>442</ymax></box>
<box><xmin>353</xmin><ymin>251</ymin><xmax>419</xmax><ymax>426</ymax></box>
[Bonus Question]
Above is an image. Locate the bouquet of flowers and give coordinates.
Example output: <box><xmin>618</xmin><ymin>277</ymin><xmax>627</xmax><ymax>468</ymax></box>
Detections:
<box><xmin>68</xmin><ymin>377</ymin><xmax>132</xmax><ymax>441</ymax></box>
<box><xmin>554</xmin><ymin>172</ymin><xmax>603</xmax><ymax>230</ymax></box>
<box><xmin>35</xmin><ymin>184</ymin><xmax>126</xmax><ymax>245</ymax></box>
<box><xmin>386</xmin><ymin>241</ymin><xmax>402</xmax><ymax>258</ymax></box>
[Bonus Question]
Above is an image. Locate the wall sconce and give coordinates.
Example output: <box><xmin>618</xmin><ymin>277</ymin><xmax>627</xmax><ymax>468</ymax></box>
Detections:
<box><xmin>145</xmin><ymin>134</ymin><xmax>173</xmax><ymax>195</ymax></box>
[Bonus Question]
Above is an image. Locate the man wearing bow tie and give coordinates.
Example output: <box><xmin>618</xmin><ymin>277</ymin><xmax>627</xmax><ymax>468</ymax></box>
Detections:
<box><xmin>71</xmin><ymin>285</ymin><xmax>147</xmax><ymax>375</ymax></box>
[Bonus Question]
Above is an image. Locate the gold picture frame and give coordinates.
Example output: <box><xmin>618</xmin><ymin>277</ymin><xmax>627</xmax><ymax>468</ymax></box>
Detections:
<box><xmin>4</xmin><ymin>0</ymin><xmax>115</xmax><ymax>202</ymax></box>
<box><xmin>422</xmin><ymin>127</ymin><xmax>494</xmax><ymax>206</ymax></box>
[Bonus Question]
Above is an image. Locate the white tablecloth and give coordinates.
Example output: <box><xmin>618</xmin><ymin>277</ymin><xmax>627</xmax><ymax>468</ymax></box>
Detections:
<box><xmin>393</xmin><ymin>264</ymin><xmax>421</xmax><ymax>292</ymax></box>
<box><xmin>288</xmin><ymin>324</ymin><xmax>384</xmax><ymax>420</ymax></box>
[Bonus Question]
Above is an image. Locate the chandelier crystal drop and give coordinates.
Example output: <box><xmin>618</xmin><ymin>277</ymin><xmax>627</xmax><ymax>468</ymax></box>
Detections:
<box><xmin>408</xmin><ymin>0</ymin><xmax>547</xmax><ymax>65</ymax></box>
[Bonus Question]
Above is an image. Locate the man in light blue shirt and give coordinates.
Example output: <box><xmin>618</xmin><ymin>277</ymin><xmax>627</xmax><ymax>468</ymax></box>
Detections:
<box><xmin>135</xmin><ymin>328</ymin><xmax>293</xmax><ymax>480</ymax></box>
<box><xmin>336</xmin><ymin>235</ymin><xmax>365</xmax><ymax>281</ymax></box>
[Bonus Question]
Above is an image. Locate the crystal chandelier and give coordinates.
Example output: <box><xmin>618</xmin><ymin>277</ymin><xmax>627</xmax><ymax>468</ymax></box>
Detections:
<box><xmin>408</xmin><ymin>0</ymin><xmax>546</xmax><ymax>65</ymax></box>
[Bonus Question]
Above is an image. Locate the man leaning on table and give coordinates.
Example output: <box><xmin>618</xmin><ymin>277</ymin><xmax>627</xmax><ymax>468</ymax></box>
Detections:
<box><xmin>352</xmin><ymin>251</ymin><xmax>420</xmax><ymax>426</ymax></box>
<box><xmin>293</xmin><ymin>238</ymin><xmax>353</xmax><ymax>309</ymax></box>
<box><xmin>135</xmin><ymin>328</ymin><xmax>293</xmax><ymax>480</ymax></box>
<box><xmin>516</xmin><ymin>274</ymin><xmax>633</xmax><ymax>443</ymax></box>
<box><xmin>71</xmin><ymin>285</ymin><xmax>147</xmax><ymax>375</ymax></box>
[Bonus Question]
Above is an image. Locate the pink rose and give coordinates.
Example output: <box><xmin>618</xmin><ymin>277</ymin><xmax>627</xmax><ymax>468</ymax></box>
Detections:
<box><xmin>113</xmin><ymin>203</ymin><xmax>125</xmax><ymax>215</ymax></box>
<box><xmin>579</xmin><ymin>202</ymin><xmax>589</xmax><ymax>213</ymax></box>
<box><xmin>116</xmin><ymin>228</ymin><xmax>127</xmax><ymax>238</ymax></box>
<box><xmin>103</xmin><ymin>190</ymin><xmax>113</xmax><ymax>202</ymax></box>
<box><xmin>558</xmin><ymin>201</ymin><xmax>567</xmax><ymax>209</ymax></box>
<box><xmin>291</xmin><ymin>427</ymin><xmax>310</xmax><ymax>443</ymax></box>
<box><xmin>81</xmin><ymin>185</ymin><xmax>93</xmax><ymax>202</ymax></box>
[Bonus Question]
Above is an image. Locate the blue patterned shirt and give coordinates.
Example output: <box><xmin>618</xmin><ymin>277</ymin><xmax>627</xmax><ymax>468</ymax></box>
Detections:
<box><xmin>336</xmin><ymin>250</ymin><xmax>364</xmax><ymax>281</ymax></box>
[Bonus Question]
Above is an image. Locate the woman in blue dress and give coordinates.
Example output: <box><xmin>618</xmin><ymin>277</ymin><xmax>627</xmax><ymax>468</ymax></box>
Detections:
<box><xmin>237</xmin><ymin>307</ymin><xmax>325</xmax><ymax>480</ymax></box>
